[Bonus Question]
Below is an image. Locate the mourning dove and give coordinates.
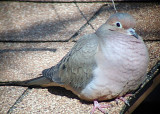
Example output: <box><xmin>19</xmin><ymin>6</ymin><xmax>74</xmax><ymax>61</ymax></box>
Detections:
<box><xmin>0</xmin><ymin>13</ymin><xmax>149</xmax><ymax>113</ymax></box>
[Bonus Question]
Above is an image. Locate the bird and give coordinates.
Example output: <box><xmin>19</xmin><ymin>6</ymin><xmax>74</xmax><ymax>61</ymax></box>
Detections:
<box><xmin>0</xmin><ymin>13</ymin><xmax>149</xmax><ymax>113</ymax></box>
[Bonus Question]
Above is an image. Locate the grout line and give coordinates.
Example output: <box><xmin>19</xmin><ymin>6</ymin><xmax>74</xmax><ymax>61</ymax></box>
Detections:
<box><xmin>7</xmin><ymin>0</ymin><xmax>159</xmax><ymax>3</ymax></box>
<box><xmin>0</xmin><ymin>40</ymin><xmax>70</xmax><ymax>43</ymax></box>
<box><xmin>0</xmin><ymin>3</ymin><xmax>159</xmax><ymax>43</ymax></box>
<box><xmin>144</xmin><ymin>40</ymin><xmax>160</xmax><ymax>42</ymax></box>
<box><xmin>0</xmin><ymin>39</ymin><xmax>159</xmax><ymax>43</ymax></box>
<box><xmin>7</xmin><ymin>88</ymin><xmax>31</xmax><ymax>114</ymax></box>
<box><xmin>74</xmin><ymin>2</ymin><xmax>95</xmax><ymax>31</ymax></box>
<box><xmin>11</xmin><ymin>1</ymin><xmax>114</xmax><ymax>3</ymax></box>
<box><xmin>0</xmin><ymin>4</ymin><xmax>109</xmax><ymax>43</ymax></box>
<box><xmin>68</xmin><ymin>3</ymin><xmax>105</xmax><ymax>41</ymax></box>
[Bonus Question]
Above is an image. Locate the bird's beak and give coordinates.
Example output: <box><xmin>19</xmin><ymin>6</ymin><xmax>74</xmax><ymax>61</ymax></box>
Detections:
<box><xmin>127</xmin><ymin>28</ymin><xmax>139</xmax><ymax>39</ymax></box>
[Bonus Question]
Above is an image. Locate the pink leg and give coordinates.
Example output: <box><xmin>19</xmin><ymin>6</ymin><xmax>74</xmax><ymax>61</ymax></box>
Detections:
<box><xmin>116</xmin><ymin>94</ymin><xmax>133</xmax><ymax>106</ymax></box>
<box><xmin>91</xmin><ymin>100</ymin><xmax>110</xmax><ymax>114</ymax></box>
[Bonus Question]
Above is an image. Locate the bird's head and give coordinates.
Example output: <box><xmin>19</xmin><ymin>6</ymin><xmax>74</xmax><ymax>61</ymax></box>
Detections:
<box><xmin>106</xmin><ymin>13</ymin><xmax>138</xmax><ymax>39</ymax></box>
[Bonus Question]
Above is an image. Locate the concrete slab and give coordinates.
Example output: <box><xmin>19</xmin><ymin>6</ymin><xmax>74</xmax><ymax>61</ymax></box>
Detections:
<box><xmin>0</xmin><ymin>2</ymin><xmax>159</xmax><ymax>114</ymax></box>
<box><xmin>10</xmin><ymin>88</ymin><xmax>94</xmax><ymax>114</ymax></box>
<box><xmin>0</xmin><ymin>86</ymin><xmax>27</xmax><ymax>114</ymax></box>
<box><xmin>75</xmin><ymin>3</ymin><xmax>105</xmax><ymax>21</ymax></box>
<box><xmin>0</xmin><ymin>2</ymin><xmax>159</xmax><ymax>42</ymax></box>
<box><xmin>146</xmin><ymin>42</ymin><xmax>160</xmax><ymax>70</ymax></box>
<box><xmin>0</xmin><ymin>42</ymin><xmax>74</xmax><ymax>81</ymax></box>
<box><xmin>10</xmin><ymin>87</ymin><xmax>128</xmax><ymax>114</ymax></box>
<box><xmin>0</xmin><ymin>2</ymin><xmax>86</xmax><ymax>41</ymax></box>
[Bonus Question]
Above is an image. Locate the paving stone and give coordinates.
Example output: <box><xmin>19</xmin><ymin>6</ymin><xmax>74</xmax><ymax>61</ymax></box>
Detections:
<box><xmin>1</xmin><ymin>2</ymin><xmax>159</xmax><ymax>41</ymax></box>
<box><xmin>146</xmin><ymin>41</ymin><xmax>160</xmax><ymax>70</ymax></box>
<box><xmin>0</xmin><ymin>42</ymin><xmax>74</xmax><ymax>81</ymax></box>
<box><xmin>75</xmin><ymin>3</ymin><xmax>105</xmax><ymax>21</ymax></box>
<box><xmin>11</xmin><ymin>88</ymin><xmax>94</xmax><ymax>114</ymax></box>
<box><xmin>0</xmin><ymin>2</ymin><xmax>159</xmax><ymax>114</ymax></box>
<box><xmin>0</xmin><ymin>2</ymin><xmax>86</xmax><ymax>41</ymax></box>
<box><xmin>0</xmin><ymin>86</ymin><xmax>27</xmax><ymax>114</ymax></box>
<box><xmin>18</xmin><ymin>0</ymin><xmax>144</xmax><ymax>2</ymax></box>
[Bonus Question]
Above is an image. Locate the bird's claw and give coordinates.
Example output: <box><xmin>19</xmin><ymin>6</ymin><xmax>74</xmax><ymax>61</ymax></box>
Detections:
<box><xmin>91</xmin><ymin>100</ymin><xmax>111</xmax><ymax>114</ymax></box>
<box><xmin>116</xmin><ymin>94</ymin><xmax>133</xmax><ymax>106</ymax></box>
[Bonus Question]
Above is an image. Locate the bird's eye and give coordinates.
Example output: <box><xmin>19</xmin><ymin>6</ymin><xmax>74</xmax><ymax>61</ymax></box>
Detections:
<box><xmin>116</xmin><ymin>22</ymin><xmax>122</xmax><ymax>28</ymax></box>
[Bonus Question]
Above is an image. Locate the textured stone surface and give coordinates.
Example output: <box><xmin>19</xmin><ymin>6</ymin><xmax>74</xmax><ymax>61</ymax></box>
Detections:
<box><xmin>0</xmin><ymin>86</ymin><xmax>27</xmax><ymax>114</ymax></box>
<box><xmin>19</xmin><ymin>0</ymin><xmax>155</xmax><ymax>2</ymax></box>
<box><xmin>0</xmin><ymin>2</ymin><xmax>159</xmax><ymax>41</ymax></box>
<box><xmin>146</xmin><ymin>42</ymin><xmax>160</xmax><ymax>70</ymax></box>
<box><xmin>0</xmin><ymin>2</ymin><xmax>86</xmax><ymax>41</ymax></box>
<box><xmin>11</xmin><ymin>88</ymin><xmax>92</xmax><ymax>114</ymax></box>
<box><xmin>0</xmin><ymin>2</ymin><xmax>159</xmax><ymax>114</ymax></box>
<box><xmin>0</xmin><ymin>42</ymin><xmax>74</xmax><ymax>81</ymax></box>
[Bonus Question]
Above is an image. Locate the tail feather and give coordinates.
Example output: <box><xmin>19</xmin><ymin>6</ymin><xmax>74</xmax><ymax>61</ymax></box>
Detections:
<box><xmin>0</xmin><ymin>76</ymin><xmax>54</xmax><ymax>87</ymax></box>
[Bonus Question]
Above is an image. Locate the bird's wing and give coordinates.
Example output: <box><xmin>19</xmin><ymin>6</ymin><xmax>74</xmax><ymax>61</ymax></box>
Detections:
<box><xmin>42</xmin><ymin>33</ymin><xmax>99</xmax><ymax>90</ymax></box>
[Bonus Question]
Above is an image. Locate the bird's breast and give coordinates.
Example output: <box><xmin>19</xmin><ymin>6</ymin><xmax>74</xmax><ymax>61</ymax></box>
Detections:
<box><xmin>80</xmin><ymin>38</ymin><xmax>149</xmax><ymax>101</ymax></box>
<box><xmin>96</xmin><ymin>38</ymin><xmax>149</xmax><ymax>81</ymax></box>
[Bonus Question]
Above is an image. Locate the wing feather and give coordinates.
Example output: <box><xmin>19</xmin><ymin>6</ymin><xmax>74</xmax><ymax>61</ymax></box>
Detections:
<box><xmin>43</xmin><ymin>33</ymin><xmax>99</xmax><ymax>91</ymax></box>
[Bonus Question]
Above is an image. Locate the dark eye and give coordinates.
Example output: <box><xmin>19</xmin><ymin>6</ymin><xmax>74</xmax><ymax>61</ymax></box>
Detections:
<box><xmin>116</xmin><ymin>22</ymin><xmax>122</xmax><ymax>28</ymax></box>
<box><xmin>116</xmin><ymin>23</ymin><xmax>120</xmax><ymax>27</ymax></box>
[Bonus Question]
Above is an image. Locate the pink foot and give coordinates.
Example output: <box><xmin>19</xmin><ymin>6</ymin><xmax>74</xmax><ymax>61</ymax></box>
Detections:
<box><xmin>116</xmin><ymin>94</ymin><xmax>133</xmax><ymax>106</ymax></box>
<box><xmin>91</xmin><ymin>100</ymin><xmax>110</xmax><ymax>114</ymax></box>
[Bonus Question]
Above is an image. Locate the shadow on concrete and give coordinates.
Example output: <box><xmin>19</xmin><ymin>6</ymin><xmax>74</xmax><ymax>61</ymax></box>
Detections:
<box><xmin>0</xmin><ymin>20</ymin><xmax>70</xmax><ymax>41</ymax></box>
<box><xmin>0</xmin><ymin>48</ymin><xmax>57</xmax><ymax>54</ymax></box>
<box><xmin>1</xmin><ymin>2</ymin><xmax>159</xmax><ymax>42</ymax></box>
<box><xmin>47</xmin><ymin>86</ymin><xmax>94</xmax><ymax>104</ymax></box>
<box><xmin>47</xmin><ymin>86</ymin><xmax>115</xmax><ymax>105</ymax></box>
<box><xmin>0</xmin><ymin>2</ymin><xmax>159</xmax><ymax>42</ymax></box>
<box><xmin>0</xmin><ymin>2</ymin><xmax>84</xmax><ymax>41</ymax></box>
<box><xmin>48</xmin><ymin>86</ymin><xmax>79</xmax><ymax>99</ymax></box>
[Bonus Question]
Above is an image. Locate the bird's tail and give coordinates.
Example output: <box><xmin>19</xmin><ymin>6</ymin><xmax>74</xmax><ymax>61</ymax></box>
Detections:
<box><xmin>0</xmin><ymin>76</ymin><xmax>53</xmax><ymax>87</ymax></box>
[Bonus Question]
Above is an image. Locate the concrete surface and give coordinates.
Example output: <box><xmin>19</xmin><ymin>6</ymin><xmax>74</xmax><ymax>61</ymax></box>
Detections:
<box><xmin>0</xmin><ymin>1</ymin><xmax>160</xmax><ymax>114</ymax></box>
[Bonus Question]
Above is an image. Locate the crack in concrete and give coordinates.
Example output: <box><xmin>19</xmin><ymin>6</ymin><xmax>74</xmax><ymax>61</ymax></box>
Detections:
<box><xmin>7</xmin><ymin>88</ymin><xmax>32</xmax><ymax>114</ymax></box>
<box><xmin>74</xmin><ymin>2</ymin><xmax>95</xmax><ymax>31</ymax></box>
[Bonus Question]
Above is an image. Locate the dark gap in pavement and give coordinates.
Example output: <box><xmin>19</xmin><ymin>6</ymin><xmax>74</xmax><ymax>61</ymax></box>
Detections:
<box><xmin>74</xmin><ymin>2</ymin><xmax>95</xmax><ymax>31</ymax></box>
<box><xmin>7</xmin><ymin>88</ymin><xmax>31</xmax><ymax>114</ymax></box>
<box><xmin>0</xmin><ymin>48</ymin><xmax>57</xmax><ymax>54</ymax></box>
<box><xmin>69</xmin><ymin>3</ymin><xmax>109</xmax><ymax>40</ymax></box>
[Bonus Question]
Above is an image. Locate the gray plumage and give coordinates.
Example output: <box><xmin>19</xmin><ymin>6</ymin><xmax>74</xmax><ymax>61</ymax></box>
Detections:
<box><xmin>0</xmin><ymin>13</ymin><xmax>149</xmax><ymax>102</ymax></box>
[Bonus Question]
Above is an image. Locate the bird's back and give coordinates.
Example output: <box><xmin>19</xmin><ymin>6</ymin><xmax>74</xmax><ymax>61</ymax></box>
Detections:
<box><xmin>42</xmin><ymin>33</ymin><xmax>99</xmax><ymax>93</ymax></box>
